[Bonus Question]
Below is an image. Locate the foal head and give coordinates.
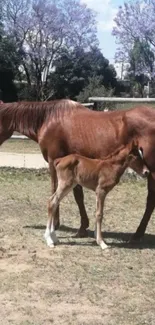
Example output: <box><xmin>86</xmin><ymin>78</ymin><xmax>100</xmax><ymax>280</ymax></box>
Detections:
<box><xmin>128</xmin><ymin>140</ymin><xmax>149</xmax><ymax>177</ymax></box>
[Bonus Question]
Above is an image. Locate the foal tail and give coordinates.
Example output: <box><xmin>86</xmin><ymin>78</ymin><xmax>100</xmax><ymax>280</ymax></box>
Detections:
<box><xmin>54</xmin><ymin>154</ymin><xmax>79</xmax><ymax>170</ymax></box>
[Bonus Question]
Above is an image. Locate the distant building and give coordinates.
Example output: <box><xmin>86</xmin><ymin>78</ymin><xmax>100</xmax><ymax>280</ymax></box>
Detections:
<box><xmin>114</xmin><ymin>62</ymin><xmax>129</xmax><ymax>80</ymax></box>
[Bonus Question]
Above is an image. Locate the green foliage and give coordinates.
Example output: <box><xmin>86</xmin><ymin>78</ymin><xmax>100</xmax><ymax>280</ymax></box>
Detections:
<box><xmin>0</xmin><ymin>37</ymin><xmax>20</xmax><ymax>72</ymax></box>
<box><xmin>16</xmin><ymin>83</ymin><xmax>37</xmax><ymax>101</ymax></box>
<box><xmin>0</xmin><ymin>17</ymin><xmax>20</xmax><ymax>101</ymax></box>
<box><xmin>50</xmin><ymin>47</ymin><xmax>117</xmax><ymax>100</ymax></box>
<box><xmin>77</xmin><ymin>75</ymin><xmax>115</xmax><ymax>110</ymax></box>
<box><xmin>76</xmin><ymin>75</ymin><xmax>113</xmax><ymax>101</ymax></box>
<box><xmin>125</xmin><ymin>39</ymin><xmax>153</xmax><ymax>97</ymax></box>
<box><xmin>129</xmin><ymin>39</ymin><xmax>154</xmax><ymax>76</ymax></box>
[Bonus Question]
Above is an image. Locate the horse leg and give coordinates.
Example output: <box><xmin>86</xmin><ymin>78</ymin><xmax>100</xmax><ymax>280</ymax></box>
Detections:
<box><xmin>73</xmin><ymin>185</ymin><xmax>89</xmax><ymax>237</ymax></box>
<box><xmin>131</xmin><ymin>173</ymin><xmax>155</xmax><ymax>241</ymax></box>
<box><xmin>95</xmin><ymin>190</ymin><xmax>108</xmax><ymax>250</ymax></box>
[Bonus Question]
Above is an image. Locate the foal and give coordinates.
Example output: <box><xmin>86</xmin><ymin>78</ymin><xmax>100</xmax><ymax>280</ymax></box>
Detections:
<box><xmin>44</xmin><ymin>140</ymin><xmax>147</xmax><ymax>249</ymax></box>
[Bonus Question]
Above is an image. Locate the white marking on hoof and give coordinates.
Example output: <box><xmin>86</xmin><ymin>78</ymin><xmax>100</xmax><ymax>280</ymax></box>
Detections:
<box><xmin>45</xmin><ymin>235</ymin><xmax>55</xmax><ymax>248</ymax></box>
<box><xmin>100</xmin><ymin>241</ymin><xmax>108</xmax><ymax>250</ymax></box>
<box><xmin>48</xmin><ymin>242</ymin><xmax>55</xmax><ymax>248</ymax></box>
<box><xmin>44</xmin><ymin>229</ymin><xmax>57</xmax><ymax>247</ymax></box>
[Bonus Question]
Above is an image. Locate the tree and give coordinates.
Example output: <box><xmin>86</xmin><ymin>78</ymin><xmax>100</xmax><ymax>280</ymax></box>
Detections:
<box><xmin>2</xmin><ymin>0</ymin><xmax>98</xmax><ymax>100</ymax></box>
<box><xmin>112</xmin><ymin>0</ymin><xmax>155</xmax><ymax>77</ymax></box>
<box><xmin>49</xmin><ymin>47</ymin><xmax>117</xmax><ymax>100</ymax></box>
<box><xmin>125</xmin><ymin>39</ymin><xmax>154</xmax><ymax>97</ymax></box>
<box><xmin>123</xmin><ymin>39</ymin><xmax>153</xmax><ymax>97</ymax></box>
<box><xmin>128</xmin><ymin>39</ymin><xmax>154</xmax><ymax>77</ymax></box>
<box><xmin>0</xmin><ymin>14</ymin><xmax>19</xmax><ymax>101</ymax></box>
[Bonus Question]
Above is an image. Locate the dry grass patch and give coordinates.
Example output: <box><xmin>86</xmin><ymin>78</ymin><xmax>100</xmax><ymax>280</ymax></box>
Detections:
<box><xmin>0</xmin><ymin>168</ymin><xmax>155</xmax><ymax>325</ymax></box>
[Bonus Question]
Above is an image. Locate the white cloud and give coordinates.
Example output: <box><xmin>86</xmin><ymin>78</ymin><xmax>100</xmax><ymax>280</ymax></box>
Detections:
<box><xmin>80</xmin><ymin>0</ymin><xmax>117</xmax><ymax>32</ymax></box>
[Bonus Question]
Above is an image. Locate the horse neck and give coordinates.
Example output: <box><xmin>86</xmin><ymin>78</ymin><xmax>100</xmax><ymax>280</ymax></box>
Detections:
<box><xmin>13</xmin><ymin>122</ymin><xmax>38</xmax><ymax>142</ymax></box>
<box><xmin>0</xmin><ymin>104</ymin><xmax>39</xmax><ymax>142</ymax></box>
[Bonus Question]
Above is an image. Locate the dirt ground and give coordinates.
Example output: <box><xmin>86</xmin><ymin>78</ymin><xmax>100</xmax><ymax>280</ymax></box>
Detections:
<box><xmin>0</xmin><ymin>168</ymin><xmax>155</xmax><ymax>325</ymax></box>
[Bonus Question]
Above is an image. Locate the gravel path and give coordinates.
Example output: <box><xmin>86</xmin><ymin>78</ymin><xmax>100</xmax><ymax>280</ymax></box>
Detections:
<box><xmin>0</xmin><ymin>151</ymin><xmax>138</xmax><ymax>178</ymax></box>
<box><xmin>0</xmin><ymin>152</ymin><xmax>48</xmax><ymax>169</ymax></box>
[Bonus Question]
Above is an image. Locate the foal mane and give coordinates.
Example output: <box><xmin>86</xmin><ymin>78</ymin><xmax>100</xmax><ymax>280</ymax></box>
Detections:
<box><xmin>103</xmin><ymin>140</ymin><xmax>137</xmax><ymax>162</ymax></box>
<box><xmin>0</xmin><ymin>99</ymin><xmax>86</xmax><ymax>138</ymax></box>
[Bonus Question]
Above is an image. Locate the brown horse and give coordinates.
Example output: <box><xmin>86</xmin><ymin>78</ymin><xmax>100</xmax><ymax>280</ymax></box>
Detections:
<box><xmin>45</xmin><ymin>140</ymin><xmax>147</xmax><ymax>249</ymax></box>
<box><xmin>0</xmin><ymin>99</ymin><xmax>154</xmax><ymax>241</ymax></box>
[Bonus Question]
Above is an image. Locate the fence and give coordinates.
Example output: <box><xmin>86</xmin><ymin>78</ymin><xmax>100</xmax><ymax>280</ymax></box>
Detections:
<box><xmin>88</xmin><ymin>96</ymin><xmax>155</xmax><ymax>111</ymax></box>
<box><xmin>88</xmin><ymin>97</ymin><xmax>155</xmax><ymax>103</ymax></box>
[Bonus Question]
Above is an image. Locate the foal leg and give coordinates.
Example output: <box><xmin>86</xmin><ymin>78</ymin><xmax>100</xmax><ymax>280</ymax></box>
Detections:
<box><xmin>44</xmin><ymin>181</ymin><xmax>73</xmax><ymax>247</ymax></box>
<box><xmin>95</xmin><ymin>190</ymin><xmax>108</xmax><ymax>250</ymax></box>
<box><xmin>131</xmin><ymin>173</ymin><xmax>155</xmax><ymax>241</ymax></box>
<box><xmin>73</xmin><ymin>185</ymin><xmax>89</xmax><ymax>237</ymax></box>
<box><xmin>44</xmin><ymin>192</ymin><xmax>59</xmax><ymax>248</ymax></box>
<box><xmin>49</xmin><ymin>161</ymin><xmax>60</xmax><ymax>230</ymax></box>
<box><xmin>44</xmin><ymin>167</ymin><xmax>61</xmax><ymax>247</ymax></box>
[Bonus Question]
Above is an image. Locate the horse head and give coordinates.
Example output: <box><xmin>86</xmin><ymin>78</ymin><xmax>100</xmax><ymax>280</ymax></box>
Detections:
<box><xmin>0</xmin><ymin>102</ymin><xmax>14</xmax><ymax>145</ymax></box>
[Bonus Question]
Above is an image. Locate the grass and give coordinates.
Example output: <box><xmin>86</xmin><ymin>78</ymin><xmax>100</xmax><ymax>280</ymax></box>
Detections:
<box><xmin>0</xmin><ymin>168</ymin><xmax>155</xmax><ymax>325</ymax></box>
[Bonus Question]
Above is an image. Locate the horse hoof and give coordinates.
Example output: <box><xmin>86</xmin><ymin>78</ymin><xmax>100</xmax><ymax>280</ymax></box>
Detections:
<box><xmin>48</xmin><ymin>243</ymin><xmax>55</xmax><ymax>248</ymax></box>
<box><xmin>85</xmin><ymin>220</ymin><xmax>89</xmax><ymax>229</ymax></box>
<box><xmin>129</xmin><ymin>234</ymin><xmax>143</xmax><ymax>244</ymax></box>
<box><xmin>100</xmin><ymin>242</ymin><xmax>108</xmax><ymax>250</ymax></box>
<box><xmin>46</xmin><ymin>239</ymin><xmax>55</xmax><ymax>248</ymax></box>
<box><xmin>75</xmin><ymin>229</ymin><xmax>88</xmax><ymax>238</ymax></box>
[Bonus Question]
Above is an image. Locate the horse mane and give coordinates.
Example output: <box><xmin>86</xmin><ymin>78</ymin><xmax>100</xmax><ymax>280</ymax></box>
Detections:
<box><xmin>0</xmin><ymin>99</ymin><xmax>87</xmax><ymax>138</ymax></box>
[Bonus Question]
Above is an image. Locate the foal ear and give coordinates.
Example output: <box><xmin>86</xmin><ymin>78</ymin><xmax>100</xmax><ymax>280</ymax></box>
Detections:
<box><xmin>132</xmin><ymin>138</ymin><xmax>139</xmax><ymax>148</ymax></box>
<box><xmin>138</xmin><ymin>147</ymin><xmax>144</xmax><ymax>160</ymax></box>
<box><xmin>129</xmin><ymin>138</ymin><xmax>138</xmax><ymax>154</ymax></box>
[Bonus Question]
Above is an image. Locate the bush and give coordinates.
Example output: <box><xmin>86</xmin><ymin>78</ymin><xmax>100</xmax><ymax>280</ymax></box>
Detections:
<box><xmin>76</xmin><ymin>76</ymin><xmax>115</xmax><ymax>110</ymax></box>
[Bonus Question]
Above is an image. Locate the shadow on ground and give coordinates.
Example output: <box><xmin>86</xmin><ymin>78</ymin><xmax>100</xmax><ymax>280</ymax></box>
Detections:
<box><xmin>24</xmin><ymin>223</ymin><xmax>155</xmax><ymax>249</ymax></box>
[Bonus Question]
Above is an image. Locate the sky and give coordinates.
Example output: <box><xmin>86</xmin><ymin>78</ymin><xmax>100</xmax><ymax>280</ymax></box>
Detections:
<box><xmin>80</xmin><ymin>0</ymin><xmax>125</xmax><ymax>64</ymax></box>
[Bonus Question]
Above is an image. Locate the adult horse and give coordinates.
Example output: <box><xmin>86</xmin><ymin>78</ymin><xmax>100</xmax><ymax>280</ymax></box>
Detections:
<box><xmin>0</xmin><ymin>99</ymin><xmax>154</xmax><ymax>241</ymax></box>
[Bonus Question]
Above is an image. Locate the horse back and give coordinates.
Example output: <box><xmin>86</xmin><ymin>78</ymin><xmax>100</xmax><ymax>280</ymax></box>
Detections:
<box><xmin>62</xmin><ymin>110</ymin><xmax>127</xmax><ymax>158</ymax></box>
